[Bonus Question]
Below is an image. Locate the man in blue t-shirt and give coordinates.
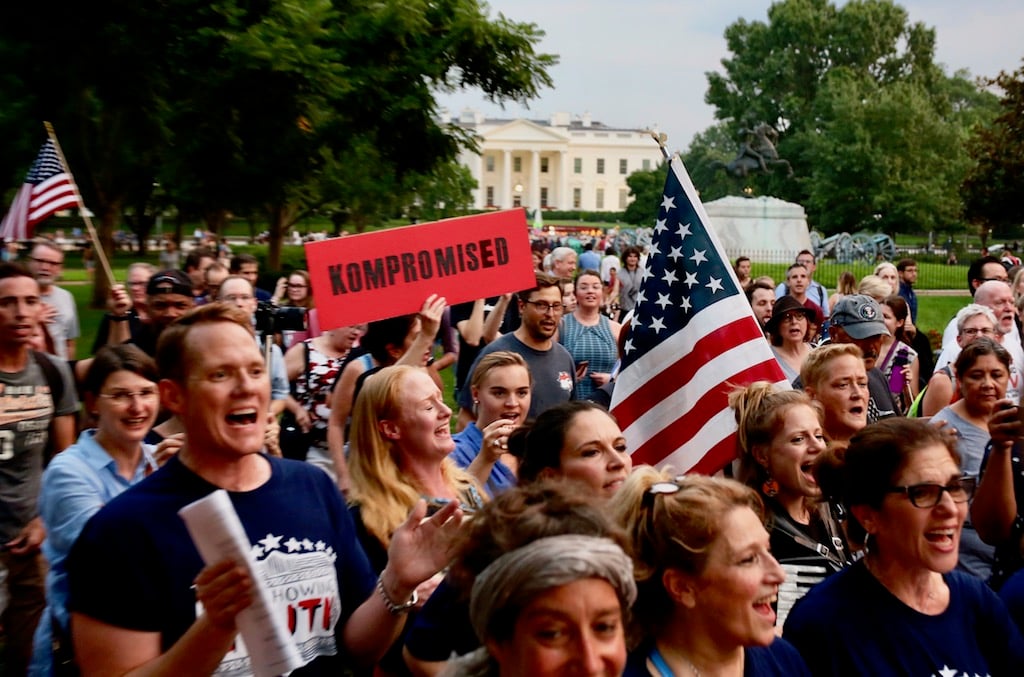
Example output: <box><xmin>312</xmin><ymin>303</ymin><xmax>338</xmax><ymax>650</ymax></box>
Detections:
<box><xmin>67</xmin><ymin>304</ymin><xmax>461</xmax><ymax>675</ymax></box>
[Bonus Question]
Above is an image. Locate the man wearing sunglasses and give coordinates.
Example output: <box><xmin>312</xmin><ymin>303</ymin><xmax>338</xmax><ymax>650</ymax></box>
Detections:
<box><xmin>457</xmin><ymin>273</ymin><xmax>576</xmax><ymax>421</ymax></box>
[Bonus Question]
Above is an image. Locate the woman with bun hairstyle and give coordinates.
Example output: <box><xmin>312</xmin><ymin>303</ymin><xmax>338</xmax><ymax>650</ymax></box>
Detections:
<box><xmin>611</xmin><ymin>467</ymin><xmax>808</xmax><ymax>676</ymax></box>
<box><xmin>729</xmin><ymin>382</ymin><xmax>849</xmax><ymax>628</ymax></box>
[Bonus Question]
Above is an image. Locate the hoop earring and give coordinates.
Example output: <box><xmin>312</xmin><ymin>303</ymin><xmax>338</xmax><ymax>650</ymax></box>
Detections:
<box><xmin>762</xmin><ymin>476</ymin><xmax>779</xmax><ymax>498</ymax></box>
<box><xmin>863</xmin><ymin>533</ymin><xmax>872</xmax><ymax>555</ymax></box>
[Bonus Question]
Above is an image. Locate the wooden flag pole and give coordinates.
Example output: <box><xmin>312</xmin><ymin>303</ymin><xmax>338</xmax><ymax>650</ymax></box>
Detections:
<box><xmin>43</xmin><ymin>121</ymin><xmax>117</xmax><ymax>288</ymax></box>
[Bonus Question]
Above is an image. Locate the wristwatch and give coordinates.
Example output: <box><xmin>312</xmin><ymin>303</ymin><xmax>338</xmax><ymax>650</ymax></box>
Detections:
<box><xmin>107</xmin><ymin>313</ymin><xmax>131</xmax><ymax>322</ymax></box>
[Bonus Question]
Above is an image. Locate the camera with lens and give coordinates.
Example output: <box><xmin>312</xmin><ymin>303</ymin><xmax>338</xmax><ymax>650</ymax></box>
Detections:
<box><xmin>254</xmin><ymin>301</ymin><xmax>307</xmax><ymax>335</ymax></box>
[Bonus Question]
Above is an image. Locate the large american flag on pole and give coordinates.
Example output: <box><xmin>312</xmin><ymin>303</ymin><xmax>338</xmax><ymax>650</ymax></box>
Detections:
<box><xmin>610</xmin><ymin>155</ymin><xmax>788</xmax><ymax>474</ymax></box>
<box><xmin>0</xmin><ymin>139</ymin><xmax>79</xmax><ymax>242</ymax></box>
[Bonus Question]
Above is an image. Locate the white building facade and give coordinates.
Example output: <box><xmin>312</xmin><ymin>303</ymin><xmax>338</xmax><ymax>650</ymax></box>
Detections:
<box><xmin>452</xmin><ymin>110</ymin><xmax>664</xmax><ymax>212</ymax></box>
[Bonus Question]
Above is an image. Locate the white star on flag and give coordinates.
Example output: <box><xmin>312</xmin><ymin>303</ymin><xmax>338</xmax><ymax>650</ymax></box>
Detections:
<box><xmin>650</xmin><ymin>317</ymin><xmax>667</xmax><ymax>334</ymax></box>
<box><xmin>690</xmin><ymin>249</ymin><xmax>708</xmax><ymax>265</ymax></box>
<box><xmin>661</xmin><ymin>195</ymin><xmax>676</xmax><ymax>210</ymax></box>
<box><xmin>706</xmin><ymin>277</ymin><xmax>724</xmax><ymax>293</ymax></box>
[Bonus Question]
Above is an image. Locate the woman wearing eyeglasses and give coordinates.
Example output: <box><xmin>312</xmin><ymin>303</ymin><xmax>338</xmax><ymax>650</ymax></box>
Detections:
<box><xmin>930</xmin><ymin>338</ymin><xmax>1010</xmax><ymax>582</ymax></box>
<box><xmin>611</xmin><ymin>468</ymin><xmax>808</xmax><ymax>676</ymax></box>
<box><xmin>764</xmin><ymin>296</ymin><xmax>815</xmax><ymax>385</ymax></box>
<box><xmin>785</xmin><ymin>418</ymin><xmax>1024</xmax><ymax>674</ymax></box>
<box><xmin>272</xmin><ymin>269</ymin><xmax>316</xmax><ymax>349</ymax></box>
<box><xmin>921</xmin><ymin>304</ymin><xmax>1002</xmax><ymax>417</ymax></box>
<box><xmin>31</xmin><ymin>345</ymin><xmax>162</xmax><ymax>675</ymax></box>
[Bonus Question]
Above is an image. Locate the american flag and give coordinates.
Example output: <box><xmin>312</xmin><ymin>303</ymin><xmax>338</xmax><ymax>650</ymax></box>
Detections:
<box><xmin>610</xmin><ymin>156</ymin><xmax>788</xmax><ymax>474</ymax></box>
<box><xmin>0</xmin><ymin>139</ymin><xmax>79</xmax><ymax>242</ymax></box>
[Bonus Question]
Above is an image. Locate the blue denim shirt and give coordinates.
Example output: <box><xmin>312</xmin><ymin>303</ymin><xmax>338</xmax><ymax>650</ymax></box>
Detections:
<box><xmin>31</xmin><ymin>430</ymin><xmax>156</xmax><ymax>675</ymax></box>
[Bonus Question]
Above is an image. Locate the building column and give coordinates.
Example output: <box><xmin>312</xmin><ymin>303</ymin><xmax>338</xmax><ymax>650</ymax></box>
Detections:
<box><xmin>560</xmin><ymin>151</ymin><xmax>569</xmax><ymax>209</ymax></box>
<box><xmin>530</xmin><ymin>150</ymin><xmax>540</xmax><ymax>212</ymax></box>
<box><xmin>470</xmin><ymin>153</ymin><xmax>484</xmax><ymax>209</ymax></box>
<box><xmin>502</xmin><ymin>150</ymin><xmax>512</xmax><ymax>209</ymax></box>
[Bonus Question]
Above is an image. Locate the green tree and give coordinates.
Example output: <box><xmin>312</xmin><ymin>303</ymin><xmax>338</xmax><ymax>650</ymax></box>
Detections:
<box><xmin>622</xmin><ymin>164</ymin><xmax>665</xmax><ymax>225</ymax></box>
<box><xmin>701</xmin><ymin>0</ymin><xmax>995</xmax><ymax>236</ymax></box>
<box><xmin>963</xmin><ymin>61</ymin><xmax>1024</xmax><ymax>236</ymax></box>
<box><xmin>1</xmin><ymin>0</ymin><xmax>556</xmax><ymax>292</ymax></box>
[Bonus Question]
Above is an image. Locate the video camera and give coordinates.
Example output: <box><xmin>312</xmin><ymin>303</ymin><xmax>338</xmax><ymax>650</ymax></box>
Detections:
<box><xmin>254</xmin><ymin>301</ymin><xmax>306</xmax><ymax>335</ymax></box>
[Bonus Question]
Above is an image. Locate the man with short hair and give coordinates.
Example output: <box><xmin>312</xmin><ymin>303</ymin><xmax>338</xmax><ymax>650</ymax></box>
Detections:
<box><xmin>896</xmin><ymin>258</ymin><xmax>919</xmax><ymax>323</ymax></box>
<box><xmin>183</xmin><ymin>247</ymin><xmax>217</xmax><ymax>302</ymax></box>
<box><xmin>578</xmin><ymin>241</ymin><xmax>600</xmax><ymax>272</ymax></box>
<box><xmin>67</xmin><ymin>303</ymin><xmax>460</xmax><ymax>674</ymax></box>
<box><xmin>230</xmin><ymin>253</ymin><xmax>272</xmax><ymax>302</ymax></box>
<box><xmin>934</xmin><ymin>281</ymin><xmax>1024</xmax><ymax>403</ymax></box>
<box><xmin>782</xmin><ymin>263</ymin><xmax>825</xmax><ymax>333</ymax></box>
<box><xmin>26</xmin><ymin>240</ymin><xmax>79</xmax><ymax>359</ymax></box>
<box><xmin>0</xmin><ymin>263</ymin><xmax>77</xmax><ymax>674</ymax></box>
<box><xmin>549</xmin><ymin>247</ymin><xmax>578</xmax><ymax>280</ymax></box>
<box><xmin>217</xmin><ymin>275</ymin><xmax>289</xmax><ymax>415</ymax></box>
<box><xmin>457</xmin><ymin>273</ymin><xmax>576</xmax><ymax>420</ymax></box>
<box><xmin>775</xmin><ymin>249</ymin><xmax>830</xmax><ymax>319</ymax></box>
<box><xmin>941</xmin><ymin>260</ymin><xmax>1016</xmax><ymax>357</ymax></box>
<box><xmin>203</xmin><ymin>262</ymin><xmax>230</xmax><ymax>304</ymax></box>
<box><xmin>746</xmin><ymin>281</ymin><xmax>775</xmax><ymax>331</ymax></box>
<box><xmin>107</xmin><ymin>269</ymin><xmax>196</xmax><ymax>356</ymax></box>
<box><xmin>825</xmin><ymin>294</ymin><xmax>898</xmax><ymax>422</ymax></box>
<box><xmin>91</xmin><ymin>262</ymin><xmax>155</xmax><ymax>353</ymax></box>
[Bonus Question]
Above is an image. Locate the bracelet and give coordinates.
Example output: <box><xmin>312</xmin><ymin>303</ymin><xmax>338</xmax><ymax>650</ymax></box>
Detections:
<box><xmin>106</xmin><ymin>313</ymin><xmax>130</xmax><ymax>322</ymax></box>
<box><xmin>376</xmin><ymin>575</ymin><xmax>418</xmax><ymax>614</ymax></box>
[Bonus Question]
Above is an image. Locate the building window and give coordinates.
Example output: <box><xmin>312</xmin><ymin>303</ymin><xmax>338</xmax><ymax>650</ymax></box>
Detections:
<box><xmin>513</xmin><ymin>156</ymin><xmax>522</xmax><ymax>173</ymax></box>
<box><xmin>540</xmin><ymin>157</ymin><xmax>549</xmax><ymax>173</ymax></box>
<box><xmin>597</xmin><ymin>158</ymin><xmax>605</xmax><ymax>174</ymax></box>
<box><xmin>642</xmin><ymin>159</ymin><xmax>651</xmax><ymax>171</ymax></box>
<box><xmin>540</xmin><ymin>187</ymin><xmax>549</xmax><ymax>208</ymax></box>
<box><xmin>486</xmin><ymin>186</ymin><xmax>495</xmax><ymax>206</ymax></box>
<box><xmin>573</xmin><ymin>187</ymin><xmax>582</xmax><ymax>209</ymax></box>
<box><xmin>596</xmin><ymin>188</ymin><xmax>604</xmax><ymax>209</ymax></box>
<box><xmin>513</xmin><ymin>194</ymin><xmax>522</xmax><ymax>207</ymax></box>
<box><xmin>574</xmin><ymin>158</ymin><xmax>582</xmax><ymax>174</ymax></box>
<box><xmin>485</xmin><ymin>155</ymin><xmax>495</xmax><ymax>172</ymax></box>
<box><xmin>619</xmin><ymin>188</ymin><xmax>628</xmax><ymax>209</ymax></box>
<box><xmin>619</xmin><ymin>159</ymin><xmax>628</xmax><ymax>175</ymax></box>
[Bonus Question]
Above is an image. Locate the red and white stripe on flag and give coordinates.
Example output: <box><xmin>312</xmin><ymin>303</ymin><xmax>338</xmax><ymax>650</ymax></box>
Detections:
<box><xmin>1</xmin><ymin>139</ymin><xmax>79</xmax><ymax>242</ymax></box>
<box><xmin>610</xmin><ymin>156</ymin><xmax>788</xmax><ymax>475</ymax></box>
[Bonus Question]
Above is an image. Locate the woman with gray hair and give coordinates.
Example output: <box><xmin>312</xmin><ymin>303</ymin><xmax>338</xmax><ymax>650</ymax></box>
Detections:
<box><xmin>920</xmin><ymin>304</ymin><xmax>1003</xmax><ymax>416</ymax></box>
<box><xmin>446</xmin><ymin>534</ymin><xmax>636</xmax><ymax>677</ymax></box>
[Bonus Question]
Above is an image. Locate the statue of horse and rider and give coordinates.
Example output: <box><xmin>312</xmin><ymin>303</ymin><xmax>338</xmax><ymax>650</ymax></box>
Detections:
<box><xmin>711</xmin><ymin>122</ymin><xmax>793</xmax><ymax>179</ymax></box>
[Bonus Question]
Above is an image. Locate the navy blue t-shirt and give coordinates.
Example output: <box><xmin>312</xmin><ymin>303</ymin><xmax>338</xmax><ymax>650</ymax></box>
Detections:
<box><xmin>784</xmin><ymin>560</ymin><xmax>1024</xmax><ymax>676</ymax></box>
<box><xmin>68</xmin><ymin>454</ymin><xmax>376</xmax><ymax>675</ymax></box>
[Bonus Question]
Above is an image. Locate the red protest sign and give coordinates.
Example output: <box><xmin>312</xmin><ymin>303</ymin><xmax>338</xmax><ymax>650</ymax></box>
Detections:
<box><xmin>305</xmin><ymin>209</ymin><xmax>536</xmax><ymax>330</ymax></box>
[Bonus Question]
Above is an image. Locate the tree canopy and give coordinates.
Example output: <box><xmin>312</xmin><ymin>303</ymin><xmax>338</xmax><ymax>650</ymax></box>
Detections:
<box><xmin>699</xmin><ymin>0</ymin><xmax>1000</xmax><ymax>236</ymax></box>
<box><xmin>1</xmin><ymin>0</ymin><xmax>556</xmax><ymax>300</ymax></box>
<box><xmin>962</xmin><ymin>61</ymin><xmax>1024</xmax><ymax>234</ymax></box>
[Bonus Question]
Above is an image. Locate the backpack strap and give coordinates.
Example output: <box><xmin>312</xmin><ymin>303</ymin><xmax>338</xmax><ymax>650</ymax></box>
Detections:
<box><xmin>31</xmin><ymin>350</ymin><xmax>64</xmax><ymax>406</ymax></box>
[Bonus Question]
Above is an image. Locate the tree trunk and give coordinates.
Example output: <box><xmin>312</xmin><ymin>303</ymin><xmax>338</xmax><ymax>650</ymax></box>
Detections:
<box><xmin>266</xmin><ymin>202</ymin><xmax>297</xmax><ymax>271</ymax></box>
<box><xmin>90</xmin><ymin>200</ymin><xmax>121</xmax><ymax>308</ymax></box>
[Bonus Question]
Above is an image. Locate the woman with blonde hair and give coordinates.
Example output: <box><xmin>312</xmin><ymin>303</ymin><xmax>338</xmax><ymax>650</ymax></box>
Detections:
<box><xmin>729</xmin><ymin>383</ymin><xmax>849</xmax><ymax>627</ymax></box>
<box><xmin>349</xmin><ymin>365</ymin><xmax>484</xmax><ymax>571</ymax></box>
<box><xmin>857</xmin><ymin>274</ymin><xmax>891</xmax><ymax>302</ymax></box>
<box><xmin>828</xmin><ymin>271</ymin><xmax>857</xmax><ymax>311</ymax></box>
<box><xmin>611</xmin><ymin>467</ymin><xmax>807</xmax><ymax>676</ymax></box>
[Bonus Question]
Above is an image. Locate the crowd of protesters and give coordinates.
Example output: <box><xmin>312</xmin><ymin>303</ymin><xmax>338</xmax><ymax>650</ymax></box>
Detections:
<box><xmin>1</xmin><ymin>230</ymin><xmax>1024</xmax><ymax>676</ymax></box>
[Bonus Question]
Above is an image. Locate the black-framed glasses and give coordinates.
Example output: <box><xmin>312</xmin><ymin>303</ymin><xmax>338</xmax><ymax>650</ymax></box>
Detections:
<box><xmin>886</xmin><ymin>476</ymin><xmax>977</xmax><ymax>508</ymax></box>
<box><xmin>980</xmin><ymin>277</ymin><xmax>1010</xmax><ymax>285</ymax></box>
<box><xmin>30</xmin><ymin>256</ymin><xmax>63</xmax><ymax>266</ymax></box>
<box><xmin>961</xmin><ymin>327</ymin><xmax>996</xmax><ymax>337</ymax></box>
<box><xmin>523</xmin><ymin>300</ymin><xmax>564</xmax><ymax>314</ymax></box>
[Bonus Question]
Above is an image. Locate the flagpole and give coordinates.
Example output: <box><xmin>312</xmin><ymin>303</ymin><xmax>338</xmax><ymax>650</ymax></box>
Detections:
<box><xmin>42</xmin><ymin>121</ymin><xmax>116</xmax><ymax>288</ymax></box>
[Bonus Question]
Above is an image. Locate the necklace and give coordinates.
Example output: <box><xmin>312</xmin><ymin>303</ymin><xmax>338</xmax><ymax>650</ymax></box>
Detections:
<box><xmin>648</xmin><ymin>646</ymin><xmax>704</xmax><ymax>677</ymax></box>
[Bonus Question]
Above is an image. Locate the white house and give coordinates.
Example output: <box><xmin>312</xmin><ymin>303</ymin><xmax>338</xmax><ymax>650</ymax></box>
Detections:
<box><xmin>451</xmin><ymin>109</ymin><xmax>664</xmax><ymax>212</ymax></box>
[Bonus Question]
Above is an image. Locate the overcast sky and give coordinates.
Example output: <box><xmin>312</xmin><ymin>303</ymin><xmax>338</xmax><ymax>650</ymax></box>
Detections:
<box><xmin>436</xmin><ymin>0</ymin><xmax>1023</xmax><ymax>151</ymax></box>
